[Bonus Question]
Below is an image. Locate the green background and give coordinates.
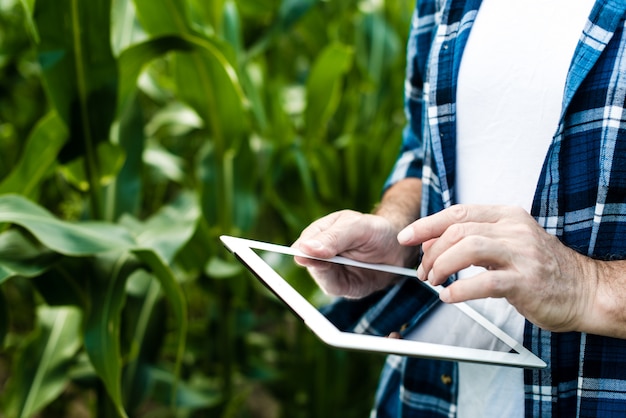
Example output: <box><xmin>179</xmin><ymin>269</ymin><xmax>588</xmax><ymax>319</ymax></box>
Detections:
<box><xmin>0</xmin><ymin>0</ymin><xmax>412</xmax><ymax>416</ymax></box>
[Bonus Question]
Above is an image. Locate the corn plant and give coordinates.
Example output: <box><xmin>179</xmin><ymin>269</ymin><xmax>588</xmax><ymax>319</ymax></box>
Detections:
<box><xmin>0</xmin><ymin>0</ymin><xmax>412</xmax><ymax>416</ymax></box>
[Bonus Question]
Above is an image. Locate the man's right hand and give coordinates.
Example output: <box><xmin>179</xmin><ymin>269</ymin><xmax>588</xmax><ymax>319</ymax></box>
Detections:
<box><xmin>292</xmin><ymin>178</ymin><xmax>423</xmax><ymax>298</ymax></box>
<box><xmin>292</xmin><ymin>210</ymin><xmax>412</xmax><ymax>298</ymax></box>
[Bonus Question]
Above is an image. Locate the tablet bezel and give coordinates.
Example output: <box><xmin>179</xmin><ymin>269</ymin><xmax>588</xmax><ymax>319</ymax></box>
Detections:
<box><xmin>220</xmin><ymin>235</ymin><xmax>546</xmax><ymax>369</ymax></box>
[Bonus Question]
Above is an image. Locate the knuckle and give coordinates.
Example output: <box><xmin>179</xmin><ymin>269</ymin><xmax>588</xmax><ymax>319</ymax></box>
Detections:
<box><xmin>483</xmin><ymin>274</ymin><xmax>508</xmax><ymax>296</ymax></box>
<box><xmin>448</xmin><ymin>204</ymin><xmax>470</xmax><ymax>222</ymax></box>
<box><xmin>466</xmin><ymin>234</ymin><xmax>487</xmax><ymax>252</ymax></box>
<box><xmin>510</xmin><ymin>218</ymin><xmax>533</xmax><ymax>234</ymax></box>
<box><xmin>338</xmin><ymin>209</ymin><xmax>360</xmax><ymax>218</ymax></box>
<box><xmin>510</xmin><ymin>206</ymin><xmax>527</xmax><ymax>217</ymax></box>
<box><xmin>445</xmin><ymin>223</ymin><xmax>467</xmax><ymax>242</ymax></box>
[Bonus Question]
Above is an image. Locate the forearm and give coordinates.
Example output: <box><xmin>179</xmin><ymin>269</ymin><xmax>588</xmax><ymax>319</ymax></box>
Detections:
<box><xmin>375</xmin><ymin>178</ymin><xmax>422</xmax><ymax>228</ymax></box>
<box><xmin>374</xmin><ymin>178</ymin><xmax>423</xmax><ymax>266</ymax></box>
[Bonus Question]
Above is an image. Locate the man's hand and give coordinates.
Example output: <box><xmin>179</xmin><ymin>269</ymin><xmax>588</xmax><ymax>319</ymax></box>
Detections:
<box><xmin>293</xmin><ymin>210</ymin><xmax>409</xmax><ymax>298</ymax></box>
<box><xmin>396</xmin><ymin>204</ymin><xmax>625</xmax><ymax>337</ymax></box>
<box><xmin>293</xmin><ymin>178</ymin><xmax>423</xmax><ymax>299</ymax></box>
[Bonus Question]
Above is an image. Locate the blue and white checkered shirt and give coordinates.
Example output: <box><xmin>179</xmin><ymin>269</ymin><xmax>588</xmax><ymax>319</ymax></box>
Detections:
<box><xmin>331</xmin><ymin>0</ymin><xmax>626</xmax><ymax>416</ymax></box>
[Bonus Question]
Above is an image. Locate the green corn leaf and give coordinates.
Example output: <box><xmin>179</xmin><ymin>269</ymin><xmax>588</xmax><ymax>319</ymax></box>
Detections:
<box><xmin>309</xmin><ymin>145</ymin><xmax>341</xmax><ymax>202</ymax></box>
<box><xmin>83</xmin><ymin>193</ymin><xmax>198</xmax><ymax>414</ymax></box>
<box><xmin>58</xmin><ymin>141</ymin><xmax>126</xmax><ymax>192</ymax></box>
<box><xmin>0</xmin><ymin>112</ymin><xmax>67</xmax><ymax>198</ymax></box>
<box><xmin>31</xmin><ymin>258</ymin><xmax>89</xmax><ymax>308</ymax></box>
<box><xmin>144</xmin><ymin>366</ymin><xmax>222</xmax><ymax>409</ymax></box>
<box><xmin>356</xmin><ymin>12</ymin><xmax>402</xmax><ymax>77</ymax></box>
<box><xmin>35</xmin><ymin>0</ymin><xmax>117</xmax><ymax>131</ymax></box>
<box><xmin>243</xmin><ymin>0</ymin><xmax>316</xmax><ymax>62</ymax></box>
<box><xmin>187</xmin><ymin>0</ymin><xmax>225</xmax><ymax>36</ymax></box>
<box><xmin>0</xmin><ymin>229</ymin><xmax>59</xmax><ymax>285</ymax></box>
<box><xmin>0</xmin><ymin>288</ymin><xmax>7</xmax><ymax>348</ymax></box>
<box><xmin>0</xmin><ymin>193</ymin><xmax>194</xmax><ymax>416</ymax></box>
<box><xmin>145</xmin><ymin>101</ymin><xmax>203</xmax><ymax>138</ymax></box>
<box><xmin>3</xmin><ymin>306</ymin><xmax>82</xmax><ymax>418</ymax></box>
<box><xmin>132</xmin><ymin>0</ymin><xmax>191</xmax><ymax>36</ymax></box>
<box><xmin>132</xmin><ymin>248</ymin><xmax>188</xmax><ymax>407</ymax></box>
<box><xmin>305</xmin><ymin>42</ymin><xmax>353</xmax><ymax>140</ymax></box>
<box><xmin>17</xmin><ymin>0</ymin><xmax>39</xmax><ymax>42</ymax></box>
<box><xmin>236</xmin><ymin>0</ymin><xmax>274</xmax><ymax>18</ymax></box>
<box><xmin>35</xmin><ymin>0</ymin><xmax>118</xmax><ymax>218</ymax></box>
<box><xmin>205</xmin><ymin>256</ymin><xmax>242</xmax><ymax>279</ymax></box>
<box><xmin>122</xmin><ymin>191</ymin><xmax>200</xmax><ymax>263</ymax></box>
<box><xmin>119</xmin><ymin>193</ymin><xmax>197</xmax><ymax>407</ymax></box>
<box><xmin>143</xmin><ymin>140</ymin><xmax>187</xmax><ymax>184</ymax></box>
<box><xmin>117</xmin><ymin>35</ymin><xmax>193</xmax><ymax>113</ymax></box>
<box><xmin>172</xmin><ymin>39</ymin><xmax>247</xmax><ymax>151</ymax></box>
<box><xmin>117</xmin><ymin>34</ymin><xmax>245</xmax><ymax>124</ymax></box>
<box><xmin>278</xmin><ymin>0</ymin><xmax>317</xmax><ymax>31</ymax></box>
<box><xmin>239</xmin><ymin>60</ymin><xmax>268</xmax><ymax>133</ymax></box>
<box><xmin>108</xmin><ymin>91</ymin><xmax>145</xmax><ymax>220</ymax></box>
<box><xmin>111</xmin><ymin>0</ymin><xmax>146</xmax><ymax>56</ymax></box>
<box><xmin>121</xmin><ymin>272</ymin><xmax>163</xmax><ymax>411</ymax></box>
<box><xmin>221</xmin><ymin>0</ymin><xmax>242</xmax><ymax>55</ymax></box>
<box><xmin>0</xmin><ymin>194</ymin><xmax>136</xmax><ymax>256</ymax></box>
<box><xmin>170</xmin><ymin>38</ymin><xmax>249</xmax><ymax>234</ymax></box>
<box><xmin>83</xmin><ymin>252</ymin><xmax>138</xmax><ymax>418</ymax></box>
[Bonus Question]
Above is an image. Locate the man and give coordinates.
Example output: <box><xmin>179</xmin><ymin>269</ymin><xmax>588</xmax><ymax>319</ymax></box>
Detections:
<box><xmin>294</xmin><ymin>0</ymin><xmax>626</xmax><ymax>416</ymax></box>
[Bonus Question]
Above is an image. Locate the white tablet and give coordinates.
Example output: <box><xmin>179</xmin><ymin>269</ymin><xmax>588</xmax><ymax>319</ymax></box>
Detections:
<box><xmin>220</xmin><ymin>235</ymin><xmax>546</xmax><ymax>369</ymax></box>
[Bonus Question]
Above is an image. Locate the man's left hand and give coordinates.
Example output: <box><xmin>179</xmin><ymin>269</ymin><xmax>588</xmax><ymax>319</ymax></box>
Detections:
<box><xmin>397</xmin><ymin>205</ymin><xmax>603</xmax><ymax>334</ymax></box>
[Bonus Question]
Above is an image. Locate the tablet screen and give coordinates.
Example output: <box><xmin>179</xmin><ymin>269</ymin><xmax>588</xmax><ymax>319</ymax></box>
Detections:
<box><xmin>252</xmin><ymin>248</ymin><xmax>513</xmax><ymax>353</ymax></box>
<box><xmin>221</xmin><ymin>235</ymin><xmax>546</xmax><ymax>369</ymax></box>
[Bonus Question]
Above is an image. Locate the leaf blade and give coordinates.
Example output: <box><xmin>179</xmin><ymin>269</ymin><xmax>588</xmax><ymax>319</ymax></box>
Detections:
<box><xmin>83</xmin><ymin>253</ymin><xmax>135</xmax><ymax>418</ymax></box>
<box><xmin>4</xmin><ymin>306</ymin><xmax>82</xmax><ymax>418</ymax></box>
<box><xmin>0</xmin><ymin>112</ymin><xmax>67</xmax><ymax>198</ymax></box>
<box><xmin>305</xmin><ymin>42</ymin><xmax>353</xmax><ymax>138</ymax></box>
<box><xmin>0</xmin><ymin>195</ymin><xmax>136</xmax><ymax>256</ymax></box>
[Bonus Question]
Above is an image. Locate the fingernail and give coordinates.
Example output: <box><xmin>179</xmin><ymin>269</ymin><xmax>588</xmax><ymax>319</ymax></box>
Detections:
<box><xmin>397</xmin><ymin>228</ymin><xmax>414</xmax><ymax>244</ymax></box>
<box><xmin>440</xmin><ymin>288</ymin><xmax>451</xmax><ymax>303</ymax></box>
<box><xmin>417</xmin><ymin>264</ymin><xmax>425</xmax><ymax>281</ymax></box>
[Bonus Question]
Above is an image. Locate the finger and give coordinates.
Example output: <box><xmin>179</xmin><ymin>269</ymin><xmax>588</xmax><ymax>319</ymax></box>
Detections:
<box><xmin>292</xmin><ymin>212</ymin><xmax>344</xmax><ymax>257</ymax></box>
<box><xmin>439</xmin><ymin>270</ymin><xmax>513</xmax><ymax>303</ymax></box>
<box><xmin>293</xmin><ymin>210</ymin><xmax>364</xmax><ymax>258</ymax></box>
<box><xmin>307</xmin><ymin>264</ymin><xmax>372</xmax><ymax>298</ymax></box>
<box><xmin>307</xmin><ymin>267</ymin><xmax>348</xmax><ymax>296</ymax></box>
<box><xmin>419</xmin><ymin>226</ymin><xmax>508</xmax><ymax>284</ymax></box>
<box><xmin>397</xmin><ymin>205</ymin><xmax>519</xmax><ymax>246</ymax></box>
<box><xmin>293</xmin><ymin>256</ymin><xmax>333</xmax><ymax>270</ymax></box>
<box><xmin>421</xmin><ymin>223</ymin><xmax>488</xmax><ymax>272</ymax></box>
<box><xmin>420</xmin><ymin>238</ymin><xmax>438</xmax><ymax>252</ymax></box>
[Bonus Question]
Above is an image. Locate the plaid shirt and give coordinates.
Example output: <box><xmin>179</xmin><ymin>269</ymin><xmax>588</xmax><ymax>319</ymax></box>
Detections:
<box><xmin>331</xmin><ymin>0</ymin><xmax>626</xmax><ymax>416</ymax></box>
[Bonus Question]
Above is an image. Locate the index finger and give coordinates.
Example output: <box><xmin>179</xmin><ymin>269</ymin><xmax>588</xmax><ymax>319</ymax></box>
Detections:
<box><xmin>397</xmin><ymin>205</ymin><xmax>509</xmax><ymax>245</ymax></box>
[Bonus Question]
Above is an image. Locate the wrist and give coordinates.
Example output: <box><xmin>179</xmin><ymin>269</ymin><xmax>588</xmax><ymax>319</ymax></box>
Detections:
<box><xmin>373</xmin><ymin>178</ymin><xmax>423</xmax><ymax>267</ymax></box>
<box><xmin>583</xmin><ymin>259</ymin><xmax>626</xmax><ymax>339</ymax></box>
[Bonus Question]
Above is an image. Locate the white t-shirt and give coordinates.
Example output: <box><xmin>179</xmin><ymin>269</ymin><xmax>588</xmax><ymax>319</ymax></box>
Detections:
<box><xmin>407</xmin><ymin>0</ymin><xmax>594</xmax><ymax>416</ymax></box>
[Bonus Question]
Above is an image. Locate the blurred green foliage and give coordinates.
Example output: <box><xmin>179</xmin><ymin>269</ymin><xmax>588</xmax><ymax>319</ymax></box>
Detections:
<box><xmin>0</xmin><ymin>0</ymin><xmax>412</xmax><ymax>416</ymax></box>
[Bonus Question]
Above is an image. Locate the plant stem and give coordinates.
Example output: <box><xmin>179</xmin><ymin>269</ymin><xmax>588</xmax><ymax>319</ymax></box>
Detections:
<box><xmin>70</xmin><ymin>0</ymin><xmax>103</xmax><ymax>219</ymax></box>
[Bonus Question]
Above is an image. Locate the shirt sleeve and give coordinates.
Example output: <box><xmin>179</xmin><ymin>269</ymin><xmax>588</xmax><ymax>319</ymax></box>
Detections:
<box><xmin>383</xmin><ymin>0</ymin><xmax>439</xmax><ymax>191</ymax></box>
